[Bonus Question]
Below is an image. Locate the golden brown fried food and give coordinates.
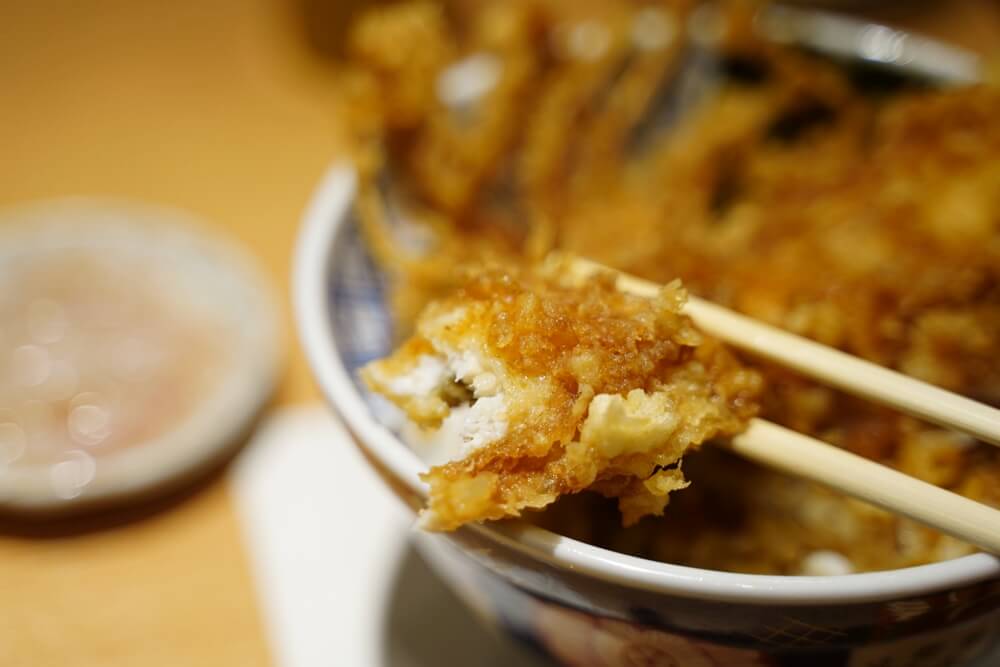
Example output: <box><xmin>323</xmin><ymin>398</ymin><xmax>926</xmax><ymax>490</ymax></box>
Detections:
<box><xmin>340</xmin><ymin>0</ymin><xmax>1000</xmax><ymax>572</ymax></box>
<box><xmin>363</xmin><ymin>264</ymin><xmax>761</xmax><ymax>529</ymax></box>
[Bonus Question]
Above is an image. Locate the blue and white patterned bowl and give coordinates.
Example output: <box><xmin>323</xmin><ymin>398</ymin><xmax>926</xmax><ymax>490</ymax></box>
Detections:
<box><xmin>293</xmin><ymin>164</ymin><xmax>1000</xmax><ymax>666</ymax></box>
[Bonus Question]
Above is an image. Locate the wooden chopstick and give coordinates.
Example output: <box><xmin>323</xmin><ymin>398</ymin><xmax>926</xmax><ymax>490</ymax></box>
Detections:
<box><xmin>729</xmin><ymin>420</ymin><xmax>1000</xmax><ymax>554</ymax></box>
<box><xmin>565</xmin><ymin>256</ymin><xmax>1000</xmax><ymax>553</ymax></box>
<box><xmin>568</xmin><ymin>256</ymin><xmax>1000</xmax><ymax>448</ymax></box>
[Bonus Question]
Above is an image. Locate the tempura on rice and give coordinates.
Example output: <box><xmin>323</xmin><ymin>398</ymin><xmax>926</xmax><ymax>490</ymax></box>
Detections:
<box><xmin>340</xmin><ymin>0</ymin><xmax>1000</xmax><ymax>573</ymax></box>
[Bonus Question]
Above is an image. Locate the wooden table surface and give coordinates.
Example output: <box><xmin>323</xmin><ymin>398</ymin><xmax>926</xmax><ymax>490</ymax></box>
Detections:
<box><xmin>0</xmin><ymin>1</ymin><xmax>342</xmax><ymax>664</ymax></box>
<box><xmin>0</xmin><ymin>1</ymin><xmax>996</xmax><ymax>665</ymax></box>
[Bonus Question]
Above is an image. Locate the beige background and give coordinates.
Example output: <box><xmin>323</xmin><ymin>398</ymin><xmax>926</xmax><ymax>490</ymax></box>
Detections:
<box><xmin>0</xmin><ymin>1</ymin><xmax>997</xmax><ymax>665</ymax></box>
<box><xmin>0</xmin><ymin>1</ymin><xmax>341</xmax><ymax>664</ymax></box>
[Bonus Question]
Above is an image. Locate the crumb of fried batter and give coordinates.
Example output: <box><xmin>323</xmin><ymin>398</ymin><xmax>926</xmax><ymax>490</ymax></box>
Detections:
<box><xmin>362</xmin><ymin>262</ymin><xmax>762</xmax><ymax>530</ymax></box>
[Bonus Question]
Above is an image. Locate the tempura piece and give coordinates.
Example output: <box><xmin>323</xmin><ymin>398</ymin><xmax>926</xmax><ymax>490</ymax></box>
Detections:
<box><xmin>362</xmin><ymin>263</ymin><xmax>762</xmax><ymax>530</ymax></box>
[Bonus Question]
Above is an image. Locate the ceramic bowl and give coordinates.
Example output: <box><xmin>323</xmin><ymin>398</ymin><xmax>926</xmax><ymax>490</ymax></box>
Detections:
<box><xmin>0</xmin><ymin>200</ymin><xmax>281</xmax><ymax>515</ymax></box>
<box><xmin>293</xmin><ymin>164</ymin><xmax>1000</xmax><ymax>667</ymax></box>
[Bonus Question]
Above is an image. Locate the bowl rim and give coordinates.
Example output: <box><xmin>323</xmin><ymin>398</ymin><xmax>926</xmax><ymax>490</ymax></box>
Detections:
<box><xmin>293</xmin><ymin>163</ymin><xmax>1000</xmax><ymax>605</ymax></box>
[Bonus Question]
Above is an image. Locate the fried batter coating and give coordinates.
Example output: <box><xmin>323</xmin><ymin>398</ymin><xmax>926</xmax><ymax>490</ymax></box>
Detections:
<box><xmin>363</xmin><ymin>264</ymin><xmax>761</xmax><ymax>529</ymax></box>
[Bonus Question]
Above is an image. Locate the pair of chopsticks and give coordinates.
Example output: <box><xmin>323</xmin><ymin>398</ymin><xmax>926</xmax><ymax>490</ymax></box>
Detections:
<box><xmin>567</xmin><ymin>256</ymin><xmax>1000</xmax><ymax>555</ymax></box>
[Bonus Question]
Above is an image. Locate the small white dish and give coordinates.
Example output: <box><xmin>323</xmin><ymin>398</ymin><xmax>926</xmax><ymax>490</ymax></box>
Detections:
<box><xmin>0</xmin><ymin>199</ymin><xmax>281</xmax><ymax>514</ymax></box>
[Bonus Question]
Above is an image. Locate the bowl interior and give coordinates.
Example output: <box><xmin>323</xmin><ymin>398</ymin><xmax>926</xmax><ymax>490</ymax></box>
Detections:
<box><xmin>328</xmin><ymin>222</ymin><xmax>394</xmax><ymax>383</ymax></box>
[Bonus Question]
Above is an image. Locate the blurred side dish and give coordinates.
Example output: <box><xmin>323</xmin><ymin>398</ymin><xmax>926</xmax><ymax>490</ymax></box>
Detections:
<box><xmin>338</xmin><ymin>0</ymin><xmax>1000</xmax><ymax>575</ymax></box>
